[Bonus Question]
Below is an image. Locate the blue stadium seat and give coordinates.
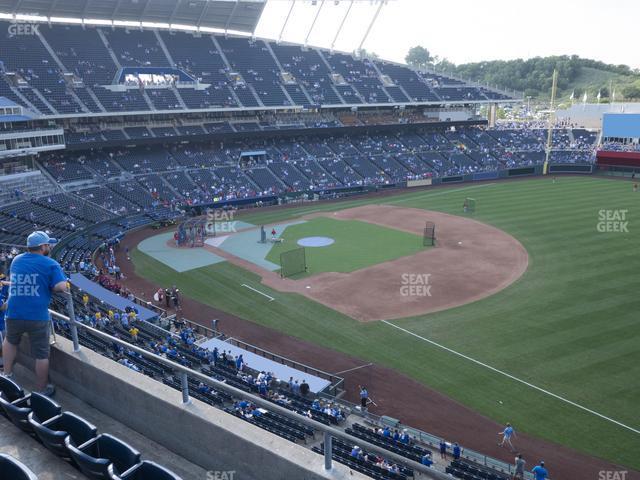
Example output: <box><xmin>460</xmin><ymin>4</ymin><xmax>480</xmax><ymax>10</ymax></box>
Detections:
<box><xmin>0</xmin><ymin>375</ymin><xmax>26</xmax><ymax>407</ymax></box>
<box><xmin>0</xmin><ymin>391</ymin><xmax>61</xmax><ymax>434</ymax></box>
<box><xmin>113</xmin><ymin>460</ymin><xmax>182</xmax><ymax>480</ymax></box>
<box><xmin>28</xmin><ymin>411</ymin><xmax>98</xmax><ymax>460</ymax></box>
<box><xmin>0</xmin><ymin>454</ymin><xmax>39</xmax><ymax>480</ymax></box>
<box><xmin>66</xmin><ymin>433</ymin><xmax>141</xmax><ymax>479</ymax></box>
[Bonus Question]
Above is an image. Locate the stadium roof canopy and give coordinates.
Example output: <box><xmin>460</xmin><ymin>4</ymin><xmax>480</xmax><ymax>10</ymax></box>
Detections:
<box><xmin>0</xmin><ymin>0</ymin><xmax>266</xmax><ymax>33</ymax></box>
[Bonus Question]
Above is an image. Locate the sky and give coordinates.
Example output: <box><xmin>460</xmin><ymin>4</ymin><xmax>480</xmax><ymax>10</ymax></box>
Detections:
<box><xmin>255</xmin><ymin>0</ymin><xmax>640</xmax><ymax>69</ymax></box>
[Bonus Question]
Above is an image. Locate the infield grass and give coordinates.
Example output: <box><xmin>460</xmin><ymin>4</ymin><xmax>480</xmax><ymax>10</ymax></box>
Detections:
<box><xmin>131</xmin><ymin>177</ymin><xmax>640</xmax><ymax>470</ymax></box>
<box><xmin>265</xmin><ymin>217</ymin><xmax>424</xmax><ymax>276</ymax></box>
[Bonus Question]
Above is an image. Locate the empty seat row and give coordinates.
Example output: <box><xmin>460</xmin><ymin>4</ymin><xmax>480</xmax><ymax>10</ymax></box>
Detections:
<box><xmin>0</xmin><ymin>376</ymin><xmax>181</xmax><ymax>480</ymax></box>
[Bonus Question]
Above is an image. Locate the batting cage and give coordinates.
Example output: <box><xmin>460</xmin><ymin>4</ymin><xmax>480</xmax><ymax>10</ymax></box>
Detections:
<box><xmin>280</xmin><ymin>247</ymin><xmax>307</xmax><ymax>278</ymax></box>
<box><xmin>463</xmin><ymin>197</ymin><xmax>477</xmax><ymax>214</ymax></box>
<box><xmin>423</xmin><ymin>221</ymin><xmax>436</xmax><ymax>246</ymax></box>
<box><xmin>176</xmin><ymin>218</ymin><xmax>208</xmax><ymax>247</ymax></box>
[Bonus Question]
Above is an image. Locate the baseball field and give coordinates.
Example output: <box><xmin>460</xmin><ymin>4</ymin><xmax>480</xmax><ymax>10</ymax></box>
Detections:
<box><xmin>128</xmin><ymin>176</ymin><xmax>639</xmax><ymax>474</ymax></box>
<box><xmin>265</xmin><ymin>216</ymin><xmax>426</xmax><ymax>276</ymax></box>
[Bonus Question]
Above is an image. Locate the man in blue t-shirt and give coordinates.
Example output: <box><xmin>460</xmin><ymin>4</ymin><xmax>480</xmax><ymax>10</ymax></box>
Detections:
<box><xmin>2</xmin><ymin>232</ymin><xmax>67</xmax><ymax>397</ymax></box>
<box><xmin>531</xmin><ymin>461</ymin><xmax>548</xmax><ymax>480</ymax></box>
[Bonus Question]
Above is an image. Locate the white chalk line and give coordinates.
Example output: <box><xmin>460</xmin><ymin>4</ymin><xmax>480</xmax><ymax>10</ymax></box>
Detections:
<box><xmin>381</xmin><ymin>320</ymin><xmax>640</xmax><ymax>435</ymax></box>
<box><xmin>333</xmin><ymin>363</ymin><xmax>374</xmax><ymax>375</ymax></box>
<box><xmin>241</xmin><ymin>284</ymin><xmax>274</xmax><ymax>302</ymax></box>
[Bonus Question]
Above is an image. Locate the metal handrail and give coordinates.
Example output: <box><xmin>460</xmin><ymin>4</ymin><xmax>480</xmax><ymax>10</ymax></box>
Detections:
<box><xmin>51</xmin><ymin>292</ymin><xmax>448</xmax><ymax>479</ymax></box>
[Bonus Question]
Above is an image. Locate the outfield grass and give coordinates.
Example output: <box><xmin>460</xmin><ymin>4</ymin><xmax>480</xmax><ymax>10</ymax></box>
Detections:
<box><xmin>131</xmin><ymin>177</ymin><xmax>640</xmax><ymax>469</ymax></box>
<box><xmin>265</xmin><ymin>217</ymin><xmax>424</xmax><ymax>276</ymax></box>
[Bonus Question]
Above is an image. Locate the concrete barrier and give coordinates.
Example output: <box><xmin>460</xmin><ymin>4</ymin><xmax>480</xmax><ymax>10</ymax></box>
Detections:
<box><xmin>18</xmin><ymin>337</ymin><xmax>368</xmax><ymax>480</ymax></box>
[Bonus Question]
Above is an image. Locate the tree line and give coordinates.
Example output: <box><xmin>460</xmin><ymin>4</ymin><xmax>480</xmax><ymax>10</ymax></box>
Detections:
<box><xmin>404</xmin><ymin>47</ymin><xmax>640</xmax><ymax>100</ymax></box>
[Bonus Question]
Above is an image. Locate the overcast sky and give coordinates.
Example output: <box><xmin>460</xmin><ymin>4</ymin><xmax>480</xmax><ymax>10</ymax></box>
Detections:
<box><xmin>255</xmin><ymin>0</ymin><xmax>639</xmax><ymax>69</ymax></box>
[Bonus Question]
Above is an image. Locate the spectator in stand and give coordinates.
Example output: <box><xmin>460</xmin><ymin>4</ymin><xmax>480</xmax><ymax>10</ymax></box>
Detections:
<box><xmin>299</xmin><ymin>379</ymin><xmax>310</xmax><ymax>396</ymax></box>
<box><xmin>120</xmin><ymin>311</ymin><xmax>129</xmax><ymax>329</ymax></box>
<box><xmin>440</xmin><ymin>438</ymin><xmax>447</xmax><ymax>460</ymax></box>
<box><xmin>129</xmin><ymin>326</ymin><xmax>139</xmax><ymax>342</ymax></box>
<box><xmin>399</xmin><ymin>429</ymin><xmax>410</xmax><ymax>445</ymax></box>
<box><xmin>118</xmin><ymin>356</ymin><xmax>140</xmax><ymax>372</ymax></box>
<box><xmin>359</xmin><ymin>385</ymin><xmax>369</xmax><ymax>409</ymax></box>
<box><xmin>235</xmin><ymin>354</ymin><xmax>244</xmax><ymax>371</ymax></box>
<box><xmin>512</xmin><ymin>454</ymin><xmax>526</xmax><ymax>480</ymax></box>
<box><xmin>350</xmin><ymin>446</ymin><xmax>362</xmax><ymax>459</ymax></box>
<box><xmin>421</xmin><ymin>452</ymin><xmax>433</xmax><ymax>467</ymax></box>
<box><xmin>258</xmin><ymin>380</ymin><xmax>268</xmax><ymax>396</ymax></box>
<box><xmin>197</xmin><ymin>382</ymin><xmax>209</xmax><ymax>394</ymax></box>
<box><xmin>1</xmin><ymin>232</ymin><xmax>67</xmax><ymax>397</ymax></box>
<box><xmin>212</xmin><ymin>346</ymin><xmax>219</xmax><ymax>366</ymax></box>
<box><xmin>82</xmin><ymin>292</ymin><xmax>89</xmax><ymax>307</ymax></box>
<box><xmin>531</xmin><ymin>461</ymin><xmax>548</xmax><ymax>480</ymax></box>
<box><xmin>452</xmin><ymin>442</ymin><xmax>462</xmax><ymax>460</ymax></box>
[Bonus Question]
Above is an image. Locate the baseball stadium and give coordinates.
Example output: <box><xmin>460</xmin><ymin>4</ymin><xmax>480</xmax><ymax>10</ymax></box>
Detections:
<box><xmin>0</xmin><ymin>1</ymin><xmax>638</xmax><ymax>480</ymax></box>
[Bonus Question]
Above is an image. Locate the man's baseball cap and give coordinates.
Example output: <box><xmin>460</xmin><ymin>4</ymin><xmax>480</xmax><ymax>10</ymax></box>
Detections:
<box><xmin>27</xmin><ymin>231</ymin><xmax>58</xmax><ymax>248</ymax></box>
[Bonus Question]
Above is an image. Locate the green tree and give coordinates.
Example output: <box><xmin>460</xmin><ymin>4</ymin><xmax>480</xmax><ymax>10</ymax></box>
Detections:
<box><xmin>357</xmin><ymin>48</ymin><xmax>379</xmax><ymax>60</ymax></box>
<box><xmin>434</xmin><ymin>57</ymin><xmax>455</xmax><ymax>74</ymax></box>
<box><xmin>405</xmin><ymin>46</ymin><xmax>432</xmax><ymax>70</ymax></box>
<box><xmin>622</xmin><ymin>81</ymin><xmax>640</xmax><ymax>99</ymax></box>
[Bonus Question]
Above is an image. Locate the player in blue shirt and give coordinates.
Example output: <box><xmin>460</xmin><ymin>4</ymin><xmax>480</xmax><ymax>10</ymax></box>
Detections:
<box><xmin>531</xmin><ymin>461</ymin><xmax>548</xmax><ymax>480</ymax></box>
<box><xmin>2</xmin><ymin>232</ymin><xmax>67</xmax><ymax>397</ymax></box>
<box><xmin>499</xmin><ymin>423</ymin><xmax>517</xmax><ymax>452</ymax></box>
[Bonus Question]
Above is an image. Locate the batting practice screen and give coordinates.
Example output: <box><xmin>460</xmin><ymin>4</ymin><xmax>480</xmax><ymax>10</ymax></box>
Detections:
<box><xmin>280</xmin><ymin>247</ymin><xmax>307</xmax><ymax>278</ymax></box>
<box><xmin>423</xmin><ymin>221</ymin><xmax>436</xmax><ymax>246</ymax></box>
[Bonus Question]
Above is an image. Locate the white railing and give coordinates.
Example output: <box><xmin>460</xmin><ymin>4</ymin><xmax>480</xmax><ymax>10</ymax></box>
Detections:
<box><xmin>50</xmin><ymin>291</ymin><xmax>449</xmax><ymax>479</ymax></box>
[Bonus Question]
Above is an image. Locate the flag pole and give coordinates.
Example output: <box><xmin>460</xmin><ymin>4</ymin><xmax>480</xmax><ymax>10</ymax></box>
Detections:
<box><xmin>543</xmin><ymin>69</ymin><xmax>558</xmax><ymax>175</ymax></box>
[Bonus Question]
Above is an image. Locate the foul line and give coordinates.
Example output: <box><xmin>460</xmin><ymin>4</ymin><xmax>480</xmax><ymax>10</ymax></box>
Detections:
<box><xmin>241</xmin><ymin>284</ymin><xmax>274</xmax><ymax>302</ymax></box>
<box><xmin>381</xmin><ymin>320</ymin><xmax>640</xmax><ymax>435</ymax></box>
<box><xmin>333</xmin><ymin>363</ymin><xmax>374</xmax><ymax>375</ymax></box>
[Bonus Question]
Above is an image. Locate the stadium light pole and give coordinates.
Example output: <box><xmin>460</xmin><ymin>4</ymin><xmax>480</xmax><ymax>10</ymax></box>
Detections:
<box><xmin>357</xmin><ymin>0</ymin><xmax>384</xmax><ymax>53</ymax></box>
<box><xmin>278</xmin><ymin>0</ymin><xmax>297</xmax><ymax>43</ymax></box>
<box><xmin>330</xmin><ymin>0</ymin><xmax>355</xmax><ymax>51</ymax></box>
<box><xmin>305</xmin><ymin>0</ymin><xmax>325</xmax><ymax>47</ymax></box>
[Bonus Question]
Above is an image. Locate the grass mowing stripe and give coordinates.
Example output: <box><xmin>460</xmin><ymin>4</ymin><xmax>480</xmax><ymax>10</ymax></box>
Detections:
<box><xmin>130</xmin><ymin>176</ymin><xmax>640</xmax><ymax>469</ymax></box>
<box><xmin>380</xmin><ymin>319</ymin><xmax>640</xmax><ymax>435</ymax></box>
